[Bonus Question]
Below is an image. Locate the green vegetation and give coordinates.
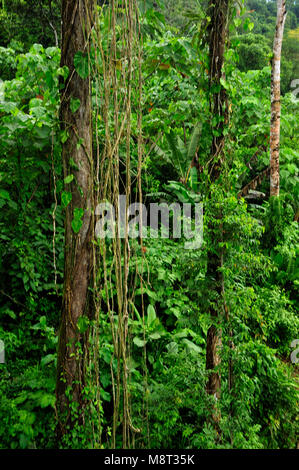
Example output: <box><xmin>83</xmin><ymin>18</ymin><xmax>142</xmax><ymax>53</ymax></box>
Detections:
<box><xmin>0</xmin><ymin>0</ymin><xmax>298</xmax><ymax>450</ymax></box>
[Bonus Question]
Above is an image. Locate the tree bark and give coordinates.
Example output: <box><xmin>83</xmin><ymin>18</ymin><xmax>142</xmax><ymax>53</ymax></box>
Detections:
<box><xmin>205</xmin><ymin>0</ymin><xmax>229</xmax><ymax>403</ymax></box>
<box><xmin>56</xmin><ymin>0</ymin><xmax>94</xmax><ymax>440</ymax></box>
<box><xmin>270</xmin><ymin>0</ymin><xmax>287</xmax><ymax>197</ymax></box>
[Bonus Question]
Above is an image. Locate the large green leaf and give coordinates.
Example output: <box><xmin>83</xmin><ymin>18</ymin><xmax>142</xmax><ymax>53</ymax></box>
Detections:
<box><xmin>165</xmin><ymin>131</ymin><xmax>184</xmax><ymax>177</ymax></box>
<box><xmin>61</xmin><ymin>191</ymin><xmax>72</xmax><ymax>208</ymax></box>
<box><xmin>74</xmin><ymin>52</ymin><xmax>89</xmax><ymax>79</ymax></box>
<box><xmin>147</xmin><ymin>304</ymin><xmax>157</xmax><ymax>325</ymax></box>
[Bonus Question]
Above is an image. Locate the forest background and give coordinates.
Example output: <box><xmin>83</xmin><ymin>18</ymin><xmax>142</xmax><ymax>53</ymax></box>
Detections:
<box><xmin>0</xmin><ymin>0</ymin><xmax>298</xmax><ymax>450</ymax></box>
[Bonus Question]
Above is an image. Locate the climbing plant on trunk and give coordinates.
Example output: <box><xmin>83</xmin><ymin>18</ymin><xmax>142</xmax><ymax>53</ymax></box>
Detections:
<box><xmin>56</xmin><ymin>0</ymin><xmax>94</xmax><ymax>441</ymax></box>
<box><xmin>205</xmin><ymin>0</ymin><xmax>230</xmax><ymax>406</ymax></box>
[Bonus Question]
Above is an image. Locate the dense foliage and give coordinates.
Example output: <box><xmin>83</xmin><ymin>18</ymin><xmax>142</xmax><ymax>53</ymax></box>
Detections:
<box><xmin>0</xmin><ymin>0</ymin><xmax>298</xmax><ymax>449</ymax></box>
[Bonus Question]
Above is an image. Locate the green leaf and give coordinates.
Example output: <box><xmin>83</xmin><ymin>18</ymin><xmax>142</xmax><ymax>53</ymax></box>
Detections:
<box><xmin>76</xmin><ymin>138</ymin><xmax>84</xmax><ymax>150</ymax></box>
<box><xmin>165</xmin><ymin>132</ymin><xmax>185</xmax><ymax>178</ymax></box>
<box><xmin>74</xmin><ymin>52</ymin><xmax>89</xmax><ymax>79</ymax></box>
<box><xmin>41</xmin><ymin>354</ymin><xmax>55</xmax><ymax>367</ymax></box>
<box><xmin>61</xmin><ymin>130</ymin><xmax>69</xmax><ymax>143</ymax></box>
<box><xmin>74</xmin><ymin>207</ymin><xmax>84</xmax><ymax>219</ymax></box>
<box><xmin>70</xmin><ymin>98</ymin><xmax>81</xmax><ymax>113</ymax></box>
<box><xmin>166</xmin><ymin>181</ymin><xmax>191</xmax><ymax>203</ymax></box>
<box><xmin>166</xmin><ymin>342</ymin><xmax>178</xmax><ymax>354</ymax></box>
<box><xmin>0</xmin><ymin>189</ymin><xmax>11</xmax><ymax>200</ymax></box>
<box><xmin>3</xmin><ymin>308</ymin><xmax>16</xmax><ymax>319</ymax></box>
<box><xmin>39</xmin><ymin>393</ymin><xmax>55</xmax><ymax>408</ymax></box>
<box><xmin>220</xmin><ymin>78</ymin><xmax>229</xmax><ymax>90</ymax></box>
<box><xmin>69</xmin><ymin>158</ymin><xmax>79</xmax><ymax>171</ymax></box>
<box><xmin>181</xmin><ymin>338</ymin><xmax>202</xmax><ymax>354</ymax></box>
<box><xmin>64</xmin><ymin>174</ymin><xmax>74</xmax><ymax>184</ymax></box>
<box><xmin>45</xmin><ymin>70</ymin><xmax>55</xmax><ymax>89</ymax></box>
<box><xmin>101</xmin><ymin>390</ymin><xmax>111</xmax><ymax>402</ymax></box>
<box><xmin>71</xmin><ymin>207</ymin><xmax>84</xmax><ymax>233</ymax></box>
<box><xmin>71</xmin><ymin>217</ymin><xmax>83</xmax><ymax>234</ymax></box>
<box><xmin>57</xmin><ymin>65</ymin><xmax>69</xmax><ymax>79</ymax></box>
<box><xmin>147</xmin><ymin>304</ymin><xmax>156</xmax><ymax>325</ymax></box>
<box><xmin>149</xmin><ymin>332</ymin><xmax>161</xmax><ymax>340</ymax></box>
<box><xmin>133</xmin><ymin>337</ymin><xmax>147</xmax><ymax>347</ymax></box>
<box><xmin>77</xmin><ymin>315</ymin><xmax>89</xmax><ymax>333</ymax></box>
<box><xmin>15</xmin><ymin>394</ymin><xmax>27</xmax><ymax>405</ymax></box>
<box><xmin>61</xmin><ymin>191</ymin><xmax>72</xmax><ymax>208</ymax></box>
<box><xmin>189</xmin><ymin>166</ymin><xmax>199</xmax><ymax>193</ymax></box>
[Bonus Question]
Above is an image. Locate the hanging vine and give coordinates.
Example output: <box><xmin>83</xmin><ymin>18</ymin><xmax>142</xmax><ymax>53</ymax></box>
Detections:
<box><xmin>88</xmin><ymin>0</ymin><xmax>146</xmax><ymax>448</ymax></box>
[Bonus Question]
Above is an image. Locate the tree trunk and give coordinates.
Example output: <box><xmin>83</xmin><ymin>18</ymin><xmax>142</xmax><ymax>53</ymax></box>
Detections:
<box><xmin>56</xmin><ymin>0</ymin><xmax>94</xmax><ymax>440</ymax></box>
<box><xmin>205</xmin><ymin>0</ymin><xmax>229</xmax><ymax>403</ymax></box>
<box><xmin>270</xmin><ymin>0</ymin><xmax>287</xmax><ymax>197</ymax></box>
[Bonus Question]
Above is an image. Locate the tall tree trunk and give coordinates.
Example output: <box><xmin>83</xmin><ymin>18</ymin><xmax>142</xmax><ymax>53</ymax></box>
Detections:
<box><xmin>56</xmin><ymin>0</ymin><xmax>94</xmax><ymax>440</ymax></box>
<box><xmin>270</xmin><ymin>0</ymin><xmax>287</xmax><ymax>197</ymax></box>
<box><xmin>205</xmin><ymin>0</ymin><xmax>229</xmax><ymax>404</ymax></box>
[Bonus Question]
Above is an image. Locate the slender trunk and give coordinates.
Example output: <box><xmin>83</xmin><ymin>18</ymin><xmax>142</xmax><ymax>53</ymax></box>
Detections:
<box><xmin>270</xmin><ymin>0</ymin><xmax>287</xmax><ymax>197</ymax></box>
<box><xmin>205</xmin><ymin>0</ymin><xmax>229</xmax><ymax>403</ymax></box>
<box><xmin>56</xmin><ymin>0</ymin><xmax>94</xmax><ymax>440</ymax></box>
